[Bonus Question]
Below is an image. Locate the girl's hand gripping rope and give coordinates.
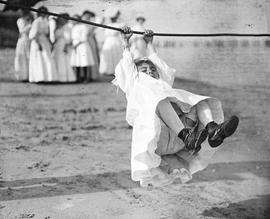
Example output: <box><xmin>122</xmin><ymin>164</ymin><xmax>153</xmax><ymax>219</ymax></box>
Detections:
<box><xmin>121</xmin><ymin>26</ymin><xmax>133</xmax><ymax>49</ymax></box>
<box><xmin>143</xmin><ymin>29</ymin><xmax>154</xmax><ymax>44</ymax></box>
<box><xmin>143</xmin><ymin>29</ymin><xmax>156</xmax><ymax>54</ymax></box>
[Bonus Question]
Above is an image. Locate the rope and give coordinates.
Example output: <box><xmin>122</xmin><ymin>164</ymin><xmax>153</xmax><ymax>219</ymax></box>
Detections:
<box><xmin>1</xmin><ymin>0</ymin><xmax>270</xmax><ymax>37</ymax></box>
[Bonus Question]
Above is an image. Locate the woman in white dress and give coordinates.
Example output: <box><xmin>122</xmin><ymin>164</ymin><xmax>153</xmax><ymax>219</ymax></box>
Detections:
<box><xmin>71</xmin><ymin>14</ymin><xmax>95</xmax><ymax>82</ymax></box>
<box><xmin>14</xmin><ymin>11</ymin><xmax>33</xmax><ymax>81</ymax></box>
<box><xmin>28</xmin><ymin>6</ymin><xmax>56</xmax><ymax>82</ymax></box>
<box><xmin>99</xmin><ymin>9</ymin><xmax>123</xmax><ymax>75</ymax></box>
<box><xmin>82</xmin><ymin>10</ymin><xmax>101</xmax><ymax>81</ymax></box>
<box><xmin>51</xmin><ymin>14</ymin><xmax>76</xmax><ymax>82</ymax></box>
<box><xmin>130</xmin><ymin>15</ymin><xmax>147</xmax><ymax>59</ymax></box>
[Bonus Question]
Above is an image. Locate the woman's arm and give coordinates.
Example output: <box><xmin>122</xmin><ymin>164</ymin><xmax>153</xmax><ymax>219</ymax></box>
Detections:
<box><xmin>29</xmin><ymin>19</ymin><xmax>43</xmax><ymax>51</ymax></box>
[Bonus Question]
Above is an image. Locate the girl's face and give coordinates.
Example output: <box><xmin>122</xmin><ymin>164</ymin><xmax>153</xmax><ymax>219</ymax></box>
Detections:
<box><xmin>137</xmin><ymin>62</ymin><xmax>159</xmax><ymax>79</ymax></box>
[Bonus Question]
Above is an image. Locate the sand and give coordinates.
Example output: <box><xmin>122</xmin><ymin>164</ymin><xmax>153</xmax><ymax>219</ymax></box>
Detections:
<box><xmin>0</xmin><ymin>48</ymin><xmax>270</xmax><ymax>219</ymax></box>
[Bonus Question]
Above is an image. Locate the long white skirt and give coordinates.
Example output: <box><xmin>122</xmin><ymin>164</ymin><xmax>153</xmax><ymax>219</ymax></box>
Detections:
<box><xmin>88</xmin><ymin>35</ymin><xmax>100</xmax><ymax>80</ymax></box>
<box><xmin>129</xmin><ymin>74</ymin><xmax>224</xmax><ymax>187</ymax></box>
<box><xmin>52</xmin><ymin>39</ymin><xmax>76</xmax><ymax>82</ymax></box>
<box><xmin>70</xmin><ymin>42</ymin><xmax>95</xmax><ymax>67</ymax></box>
<box><xmin>99</xmin><ymin>36</ymin><xmax>123</xmax><ymax>75</ymax></box>
<box><xmin>29</xmin><ymin>35</ymin><xmax>57</xmax><ymax>82</ymax></box>
<box><xmin>14</xmin><ymin>36</ymin><xmax>30</xmax><ymax>81</ymax></box>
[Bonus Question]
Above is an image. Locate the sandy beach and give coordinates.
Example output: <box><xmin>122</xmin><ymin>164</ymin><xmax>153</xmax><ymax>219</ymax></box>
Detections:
<box><xmin>0</xmin><ymin>0</ymin><xmax>270</xmax><ymax>217</ymax></box>
<box><xmin>0</xmin><ymin>47</ymin><xmax>270</xmax><ymax>218</ymax></box>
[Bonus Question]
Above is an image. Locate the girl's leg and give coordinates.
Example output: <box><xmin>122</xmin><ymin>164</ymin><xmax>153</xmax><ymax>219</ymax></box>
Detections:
<box><xmin>196</xmin><ymin>101</ymin><xmax>239</xmax><ymax>147</ymax></box>
<box><xmin>196</xmin><ymin>101</ymin><xmax>214</xmax><ymax>126</ymax></box>
<box><xmin>156</xmin><ymin>98</ymin><xmax>208</xmax><ymax>153</ymax></box>
<box><xmin>156</xmin><ymin>98</ymin><xmax>185</xmax><ymax>134</ymax></box>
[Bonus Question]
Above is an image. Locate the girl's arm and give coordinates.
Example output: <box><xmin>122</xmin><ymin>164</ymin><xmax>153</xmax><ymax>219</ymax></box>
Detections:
<box><xmin>112</xmin><ymin>26</ymin><xmax>138</xmax><ymax>94</ymax></box>
<box><xmin>143</xmin><ymin>30</ymin><xmax>156</xmax><ymax>55</ymax></box>
<box><xmin>144</xmin><ymin>30</ymin><xmax>176</xmax><ymax>86</ymax></box>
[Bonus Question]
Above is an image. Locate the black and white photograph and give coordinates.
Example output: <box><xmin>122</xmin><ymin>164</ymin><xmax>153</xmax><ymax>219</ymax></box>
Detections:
<box><xmin>0</xmin><ymin>0</ymin><xmax>269</xmax><ymax>218</ymax></box>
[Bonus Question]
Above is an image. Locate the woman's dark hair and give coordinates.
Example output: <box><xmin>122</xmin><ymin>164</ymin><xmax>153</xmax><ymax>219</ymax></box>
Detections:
<box><xmin>136</xmin><ymin>17</ymin><xmax>145</xmax><ymax>22</ymax></box>
<box><xmin>37</xmin><ymin>6</ymin><xmax>48</xmax><ymax>17</ymax></box>
<box><xmin>82</xmin><ymin>10</ymin><xmax>96</xmax><ymax>18</ymax></box>
<box><xmin>56</xmin><ymin>13</ymin><xmax>68</xmax><ymax>29</ymax></box>
<box><xmin>110</xmin><ymin>11</ymin><xmax>120</xmax><ymax>23</ymax></box>
<box><xmin>21</xmin><ymin>10</ymin><xmax>34</xmax><ymax>22</ymax></box>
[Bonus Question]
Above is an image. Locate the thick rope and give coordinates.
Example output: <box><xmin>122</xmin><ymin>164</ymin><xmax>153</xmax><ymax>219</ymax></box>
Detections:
<box><xmin>1</xmin><ymin>0</ymin><xmax>270</xmax><ymax>37</ymax></box>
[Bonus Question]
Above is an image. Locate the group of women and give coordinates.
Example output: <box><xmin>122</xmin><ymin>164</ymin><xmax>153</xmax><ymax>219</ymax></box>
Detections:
<box><xmin>14</xmin><ymin>6</ymin><xmax>145</xmax><ymax>83</ymax></box>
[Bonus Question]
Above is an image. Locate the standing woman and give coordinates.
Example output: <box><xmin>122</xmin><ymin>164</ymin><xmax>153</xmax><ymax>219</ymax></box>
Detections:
<box><xmin>99</xmin><ymin>8</ymin><xmax>123</xmax><ymax>75</ymax></box>
<box><xmin>83</xmin><ymin>10</ymin><xmax>100</xmax><ymax>81</ymax></box>
<box><xmin>28</xmin><ymin>6</ymin><xmax>56</xmax><ymax>83</ymax></box>
<box><xmin>52</xmin><ymin>15</ymin><xmax>76</xmax><ymax>82</ymax></box>
<box><xmin>14</xmin><ymin>10</ymin><xmax>33</xmax><ymax>81</ymax></box>
<box><xmin>71</xmin><ymin>14</ymin><xmax>95</xmax><ymax>82</ymax></box>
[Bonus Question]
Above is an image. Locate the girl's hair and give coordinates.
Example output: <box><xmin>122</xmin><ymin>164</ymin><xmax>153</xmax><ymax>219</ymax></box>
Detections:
<box><xmin>134</xmin><ymin>58</ymin><xmax>155</xmax><ymax>69</ymax></box>
<box><xmin>37</xmin><ymin>6</ymin><xmax>48</xmax><ymax>17</ymax></box>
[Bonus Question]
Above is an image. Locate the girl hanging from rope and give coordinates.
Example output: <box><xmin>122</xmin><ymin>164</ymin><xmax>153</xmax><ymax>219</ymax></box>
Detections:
<box><xmin>113</xmin><ymin>26</ymin><xmax>239</xmax><ymax>187</ymax></box>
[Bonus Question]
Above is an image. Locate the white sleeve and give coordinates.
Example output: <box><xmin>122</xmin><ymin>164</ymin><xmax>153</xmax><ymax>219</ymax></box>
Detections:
<box><xmin>29</xmin><ymin>19</ymin><xmax>39</xmax><ymax>40</ymax></box>
<box><xmin>79</xmin><ymin>25</ymin><xmax>89</xmax><ymax>42</ymax></box>
<box><xmin>112</xmin><ymin>49</ymin><xmax>138</xmax><ymax>95</ymax></box>
<box><xmin>71</xmin><ymin>26</ymin><xmax>80</xmax><ymax>46</ymax></box>
<box><xmin>49</xmin><ymin>19</ymin><xmax>56</xmax><ymax>43</ymax></box>
<box><xmin>17</xmin><ymin>18</ymin><xmax>25</xmax><ymax>33</ymax></box>
<box><xmin>148</xmin><ymin>53</ymin><xmax>176</xmax><ymax>86</ymax></box>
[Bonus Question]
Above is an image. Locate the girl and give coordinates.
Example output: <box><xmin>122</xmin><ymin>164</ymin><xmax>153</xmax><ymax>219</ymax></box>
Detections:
<box><xmin>14</xmin><ymin>10</ymin><xmax>33</xmax><ymax>81</ymax></box>
<box><xmin>52</xmin><ymin>14</ymin><xmax>76</xmax><ymax>82</ymax></box>
<box><xmin>28</xmin><ymin>6</ymin><xmax>56</xmax><ymax>83</ymax></box>
<box><xmin>99</xmin><ymin>8</ymin><xmax>124</xmax><ymax>75</ymax></box>
<box><xmin>113</xmin><ymin>26</ymin><xmax>239</xmax><ymax>187</ymax></box>
<box><xmin>70</xmin><ymin>13</ymin><xmax>95</xmax><ymax>82</ymax></box>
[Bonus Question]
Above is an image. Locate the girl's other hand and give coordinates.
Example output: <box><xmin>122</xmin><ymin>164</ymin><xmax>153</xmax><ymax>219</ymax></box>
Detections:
<box><xmin>121</xmin><ymin>26</ymin><xmax>133</xmax><ymax>41</ymax></box>
<box><xmin>143</xmin><ymin>29</ymin><xmax>154</xmax><ymax>44</ymax></box>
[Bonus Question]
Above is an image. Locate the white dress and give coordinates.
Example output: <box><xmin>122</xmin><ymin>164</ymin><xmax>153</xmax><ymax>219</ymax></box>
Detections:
<box><xmin>29</xmin><ymin>17</ymin><xmax>56</xmax><ymax>82</ymax></box>
<box><xmin>130</xmin><ymin>23</ymin><xmax>147</xmax><ymax>59</ymax></box>
<box><xmin>99</xmin><ymin>22</ymin><xmax>123</xmax><ymax>75</ymax></box>
<box><xmin>70</xmin><ymin>24</ymin><xmax>95</xmax><ymax>67</ymax></box>
<box><xmin>88</xmin><ymin>26</ymin><xmax>100</xmax><ymax>80</ymax></box>
<box><xmin>14</xmin><ymin>17</ymin><xmax>31</xmax><ymax>81</ymax></box>
<box><xmin>52</xmin><ymin>26</ymin><xmax>76</xmax><ymax>82</ymax></box>
<box><xmin>113</xmin><ymin>50</ymin><xmax>224</xmax><ymax>187</ymax></box>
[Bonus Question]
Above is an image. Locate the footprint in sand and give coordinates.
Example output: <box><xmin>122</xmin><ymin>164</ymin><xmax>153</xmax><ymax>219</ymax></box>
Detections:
<box><xmin>27</xmin><ymin>161</ymin><xmax>51</xmax><ymax>172</ymax></box>
<box><xmin>15</xmin><ymin>145</ymin><xmax>30</xmax><ymax>151</ymax></box>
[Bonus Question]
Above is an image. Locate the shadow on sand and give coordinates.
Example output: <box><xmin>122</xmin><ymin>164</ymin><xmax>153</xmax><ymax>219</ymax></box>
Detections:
<box><xmin>201</xmin><ymin>194</ymin><xmax>270</xmax><ymax>219</ymax></box>
<box><xmin>0</xmin><ymin>160</ymin><xmax>269</xmax><ymax>201</ymax></box>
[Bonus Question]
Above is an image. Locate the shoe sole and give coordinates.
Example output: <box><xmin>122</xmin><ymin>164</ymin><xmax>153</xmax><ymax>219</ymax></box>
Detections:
<box><xmin>223</xmin><ymin>115</ymin><xmax>239</xmax><ymax>138</ymax></box>
<box><xmin>209</xmin><ymin>116</ymin><xmax>239</xmax><ymax>148</ymax></box>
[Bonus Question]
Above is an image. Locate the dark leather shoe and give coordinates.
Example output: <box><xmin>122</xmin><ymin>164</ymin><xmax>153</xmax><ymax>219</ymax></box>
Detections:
<box><xmin>207</xmin><ymin>116</ymin><xmax>239</xmax><ymax>148</ymax></box>
<box><xmin>179</xmin><ymin>127</ymin><xmax>208</xmax><ymax>154</ymax></box>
